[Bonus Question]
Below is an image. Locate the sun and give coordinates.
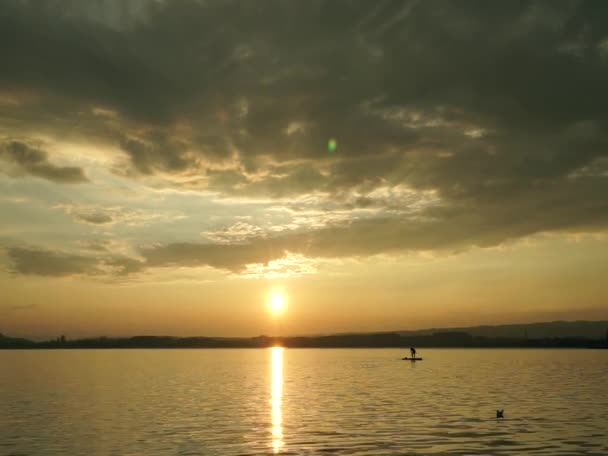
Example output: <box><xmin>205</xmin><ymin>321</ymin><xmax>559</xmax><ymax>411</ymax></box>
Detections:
<box><xmin>268</xmin><ymin>292</ymin><xmax>287</xmax><ymax>315</ymax></box>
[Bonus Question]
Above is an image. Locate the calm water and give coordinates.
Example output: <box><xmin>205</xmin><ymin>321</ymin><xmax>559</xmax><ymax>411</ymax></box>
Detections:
<box><xmin>1</xmin><ymin>348</ymin><xmax>607</xmax><ymax>455</ymax></box>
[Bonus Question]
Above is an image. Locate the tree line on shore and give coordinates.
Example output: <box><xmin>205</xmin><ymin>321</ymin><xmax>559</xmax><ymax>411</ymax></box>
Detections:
<box><xmin>1</xmin><ymin>330</ymin><xmax>607</xmax><ymax>349</ymax></box>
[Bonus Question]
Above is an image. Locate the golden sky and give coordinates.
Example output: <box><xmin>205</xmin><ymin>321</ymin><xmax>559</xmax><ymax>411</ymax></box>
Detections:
<box><xmin>1</xmin><ymin>1</ymin><xmax>607</xmax><ymax>338</ymax></box>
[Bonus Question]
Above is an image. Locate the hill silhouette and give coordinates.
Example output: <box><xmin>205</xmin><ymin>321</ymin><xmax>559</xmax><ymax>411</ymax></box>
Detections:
<box><xmin>396</xmin><ymin>320</ymin><xmax>608</xmax><ymax>339</ymax></box>
<box><xmin>1</xmin><ymin>320</ymin><xmax>607</xmax><ymax>349</ymax></box>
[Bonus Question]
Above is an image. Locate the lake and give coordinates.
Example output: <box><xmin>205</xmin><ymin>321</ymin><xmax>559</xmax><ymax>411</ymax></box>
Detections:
<box><xmin>1</xmin><ymin>348</ymin><xmax>607</xmax><ymax>455</ymax></box>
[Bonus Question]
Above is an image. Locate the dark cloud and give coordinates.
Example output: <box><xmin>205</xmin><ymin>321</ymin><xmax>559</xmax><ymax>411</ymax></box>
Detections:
<box><xmin>119</xmin><ymin>136</ymin><xmax>194</xmax><ymax>175</ymax></box>
<box><xmin>0</xmin><ymin>141</ymin><xmax>88</xmax><ymax>183</ymax></box>
<box><xmin>74</xmin><ymin>212</ymin><xmax>114</xmax><ymax>225</ymax></box>
<box><xmin>54</xmin><ymin>204</ymin><xmax>175</xmax><ymax>226</ymax></box>
<box><xmin>166</xmin><ymin>243</ymin><xmax>288</xmax><ymax>274</ymax></box>
<box><xmin>7</xmin><ymin>247</ymin><xmax>100</xmax><ymax>277</ymax></box>
<box><xmin>6</xmin><ymin>246</ymin><xmax>144</xmax><ymax>277</ymax></box>
<box><xmin>2</xmin><ymin>0</ymin><xmax>608</xmax><ymax>264</ymax></box>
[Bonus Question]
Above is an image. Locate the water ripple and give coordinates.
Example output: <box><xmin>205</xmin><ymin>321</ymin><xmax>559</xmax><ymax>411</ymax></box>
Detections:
<box><xmin>0</xmin><ymin>348</ymin><xmax>607</xmax><ymax>455</ymax></box>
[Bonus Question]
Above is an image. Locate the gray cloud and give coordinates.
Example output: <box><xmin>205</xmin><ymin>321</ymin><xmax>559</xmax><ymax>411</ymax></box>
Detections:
<box><xmin>7</xmin><ymin>247</ymin><xmax>100</xmax><ymax>277</ymax></box>
<box><xmin>6</xmin><ymin>246</ymin><xmax>144</xmax><ymax>278</ymax></box>
<box><xmin>54</xmin><ymin>204</ymin><xmax>183</xmax><ymax>226</ymax></box>
<box><xmin>75</xmin><ymin>212</ymin><xmax>114</xmax><ymax>225</ymax></box>
<box><xmin>120</xmin><ymin>136</ymin><xmax>195</xmax><ymax>175</ymax></box>
<box><xmin>2</xmin><ymin>0</ymin><xmax>608</xmax><ymax>268</ymax></box>
<box><xmin>0</xmin><ymin>141</ymin><xmax>88</xmax><ymax>183</ymax></box>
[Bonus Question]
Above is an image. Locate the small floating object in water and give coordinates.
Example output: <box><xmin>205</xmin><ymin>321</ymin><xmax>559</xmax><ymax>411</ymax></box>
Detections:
<box><xmin>402</xmin><ymin>357</ymin><xmax>423</xmax><ymax>361</ymax></box>
<box><xmin>496</xmin><ymin>409</ymin><xmax>504</xmax><ymax>418</ymax></box>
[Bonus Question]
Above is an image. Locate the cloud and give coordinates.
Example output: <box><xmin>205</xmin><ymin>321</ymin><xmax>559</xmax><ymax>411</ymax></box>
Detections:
<box><xmin>54</xmin><ymin>204</ymin><xmax>184</xmax><ymax>226</ymax></box>
<box><xmin>0</xmin><ymin>141</ymin><xmax>88</xmax><ymax>183</ymax></box>
<box><xmin>119</xmin><ymin>136</ymin><xmax>195</xmax><ymax>175</ymax></box>
<box><xmin>140</xmin><ymin>191</ymin><xmax>608</xmax><ymax>274</ymax></box>
<box><xmin>7</xmin><ymin>247</ymin><xmax>101</xmax><ymax>277</ymax></box>
<box><xmin>203</xmin><ymin>222</ymin><xmax>266</xmax><ymax>244</ymax></box>
<box><xmin>101</xmin><ymin>255</ymin><xmax>145</xmax><ymax>276</ymax></box>
<box><xmin>77</xmin><ymin>212</ymin><xmax>114</xmax><ymax>225</ymax></box>
<box><xmin>6</xmin><ymin>246</ymin><xmax>143</xmax><ymax>278</ymax></box>
<box><xmin>78</xmin><ymin>239</ymin><xmax>129</xmax><ymax>253</ymax></box>
<box><xmin>1</xmin><ymin>0</ymin><xmax>608</xmax><ymax>271</ymax></box>
<box><xmin>238</xmin><ymin>253</ymin><xmax>318</xmax><ymax>279</ymax></box>
<box><xmin>7</xmin><ymin>183</ymin><xmax>608</xmax><ymax>278</ymax></box>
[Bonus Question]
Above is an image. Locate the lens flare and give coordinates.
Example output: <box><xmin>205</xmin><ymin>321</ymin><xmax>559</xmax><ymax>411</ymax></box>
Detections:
<box><xmin>327</xmin><ymin>138</ymin><xmax>337</xmax><ymax>152</ymax></box>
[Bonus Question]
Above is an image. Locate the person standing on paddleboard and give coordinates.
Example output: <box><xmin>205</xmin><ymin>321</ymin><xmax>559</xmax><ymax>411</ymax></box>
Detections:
<box><xmin>410</xmin><ymin>347</ymin><xmax>416</xmax><ymax>359</ymax></box>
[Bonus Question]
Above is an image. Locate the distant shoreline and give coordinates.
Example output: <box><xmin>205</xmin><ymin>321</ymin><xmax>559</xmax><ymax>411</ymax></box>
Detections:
<box><xmin>2</xmin><ymin>346</ymin><xmax>607</xmax><ymax>350</ymax></box>
<box><xmin>3</xmin><ymin>320</ymin><xmax>607</xmax><ymax>350</ymax></box>
<box><xmin>2</xmin><ymin>332</ymin><xmax>607</xmax><ymax>350</ymax></box>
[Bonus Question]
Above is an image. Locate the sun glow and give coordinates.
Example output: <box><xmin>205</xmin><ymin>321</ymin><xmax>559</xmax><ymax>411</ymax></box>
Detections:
<box><xmin>268</xmin><ymin>292</ymin><xmax>287</xmax><ymax>315</ymax></box>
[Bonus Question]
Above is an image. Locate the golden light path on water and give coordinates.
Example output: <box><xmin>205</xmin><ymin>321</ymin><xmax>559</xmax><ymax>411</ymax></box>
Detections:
<box><xmin>270</xmin><ymin>347</ymin><xmax>284</xmax><ymax>453</ymax></box>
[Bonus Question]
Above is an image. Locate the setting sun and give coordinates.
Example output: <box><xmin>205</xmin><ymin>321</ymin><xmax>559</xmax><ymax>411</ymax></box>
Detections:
<box><xmin>268</xmin><ymin>292</ymin><xmax>287</xmax><ymax>315</ymax></box>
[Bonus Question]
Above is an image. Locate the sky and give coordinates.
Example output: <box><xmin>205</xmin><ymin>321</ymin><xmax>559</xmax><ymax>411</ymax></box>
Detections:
<box><xmin>1</xmin><ymin>0</ymin><xmax>607</xmax><ymax>339</ymax></box>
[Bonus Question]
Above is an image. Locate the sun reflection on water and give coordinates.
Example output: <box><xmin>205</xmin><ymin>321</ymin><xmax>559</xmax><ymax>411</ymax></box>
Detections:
<box><xmin>270</xmin><ymin>346</ymin><xmax>284</xmax><ymax>453</ymax></box>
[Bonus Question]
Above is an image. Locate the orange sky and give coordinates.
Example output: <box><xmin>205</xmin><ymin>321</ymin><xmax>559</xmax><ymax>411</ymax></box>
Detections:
<box><xmin>1</xmin><ymin>1</ymin><xmax>608</xmax><ymax>338</ymax></box>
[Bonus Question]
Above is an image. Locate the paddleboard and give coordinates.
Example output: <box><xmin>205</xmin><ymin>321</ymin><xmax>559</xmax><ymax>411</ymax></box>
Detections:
<box><xmin>402</xmin><ymin>357</ymin><xmax>423</xmax><ymax>361</ymax></box>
